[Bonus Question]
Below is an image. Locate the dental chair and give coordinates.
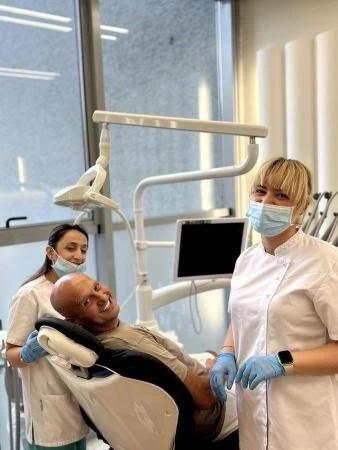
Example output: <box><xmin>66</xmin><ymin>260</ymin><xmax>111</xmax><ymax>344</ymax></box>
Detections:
<box><xmin>35</xmin><ymin>317</ymin><xmax>200</xmax><ymax>450</ymax></box>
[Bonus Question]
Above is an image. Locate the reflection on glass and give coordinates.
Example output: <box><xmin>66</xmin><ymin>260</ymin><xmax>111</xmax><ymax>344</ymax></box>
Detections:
<box><xmin>0</xmin><ymin>0</ymin><xmax>86</xmax><ymax>226</ymax></box>
<box><xmin>100</xmin><ymin>0</ymin><xmax>230</xmax><ymax>220</ymax></box>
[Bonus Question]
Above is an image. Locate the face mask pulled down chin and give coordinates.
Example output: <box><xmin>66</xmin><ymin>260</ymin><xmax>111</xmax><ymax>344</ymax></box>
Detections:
<box><xmin>246</xmin><ymin>200</ymin><xmax>294</xmax><ymax>236</ymax></box>
<box><xmin>52</xmin><ymin>253</ymin><xmax>87</xmax><ymax>277</ymax></box>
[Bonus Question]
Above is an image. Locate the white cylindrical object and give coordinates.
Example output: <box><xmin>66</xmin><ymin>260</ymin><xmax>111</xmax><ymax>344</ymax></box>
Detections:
<box><xmin>152</xmin><ymin>279</ymin><xmax>231</xmax><ymax>310</ymax></box>
<box><xmin>136</xmin><ymin>284</ymin><xmax>157</xmax><ymax>327</ymax></box>
<box><xmin>316</xmin><ymin>29</ymin><xmax>338</xmax><ymax>192</ymax></box>
<box><xmin>285</xmin><ymin>38</ymin><xmax>316</xmax><ymax>179</ymax></box>
<box><xmin>257</xmin><ymin>46</ymin><xmax>286</xmax><ymax>163</ymax></box>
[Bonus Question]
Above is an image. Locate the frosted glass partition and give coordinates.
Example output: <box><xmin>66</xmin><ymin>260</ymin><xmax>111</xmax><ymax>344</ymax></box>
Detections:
<box><xmin>100</xmin><ymin>0</ymin><xmax>235</xmax><ymax>220</ymax></box>
<box><xmin>0</xmin><ymin>0</ymin><xmax>87</xmax><ymax>226</ymax></box>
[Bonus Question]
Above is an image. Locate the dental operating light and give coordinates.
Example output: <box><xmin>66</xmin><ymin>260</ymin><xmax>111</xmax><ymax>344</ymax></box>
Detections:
<box><xmin>54</xmin><ymin>123</ymin><xmax>120</xmax><ymax>212</ymax></box>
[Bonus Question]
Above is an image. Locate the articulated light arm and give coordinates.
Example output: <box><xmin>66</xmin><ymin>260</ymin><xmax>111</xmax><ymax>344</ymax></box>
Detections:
<box><xmin>152</xmin><ymin>278</ymin><xmax>231</xmax><ymax>310</ymax></box>
<box><xmin>133</xmin><ymin>141</ymin><xmax>259</xmax><ymax>287</ymax></box>
<box><xmin>92</xmin><ymin>110</ymin><xmax>267</xmax><ymax>138</ymax></box>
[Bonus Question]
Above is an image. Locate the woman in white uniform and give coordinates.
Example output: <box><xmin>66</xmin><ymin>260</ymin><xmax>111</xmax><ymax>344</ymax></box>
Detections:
<box><xmin>210</xmin><ymin>158</ymin><xmax>338</xmax><ymax>450</ymax></box>
<box><xmin>6</xmin><ymin>224</ymin><xmax>89</xmax><ymax>450</ymax></box>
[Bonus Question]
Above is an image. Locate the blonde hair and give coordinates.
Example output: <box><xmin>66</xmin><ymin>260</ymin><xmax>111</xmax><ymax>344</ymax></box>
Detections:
<box><xmin>251</xmin><ymin>158</ymin><xmax>312</xmax><ymax>224</ymax></box>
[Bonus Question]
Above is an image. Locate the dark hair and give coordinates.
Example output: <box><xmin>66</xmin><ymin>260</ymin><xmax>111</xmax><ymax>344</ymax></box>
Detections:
<box><xmin>22</xmin><ymin>224</ymin><xmax>89</xmax><ymax>286</ymax></box>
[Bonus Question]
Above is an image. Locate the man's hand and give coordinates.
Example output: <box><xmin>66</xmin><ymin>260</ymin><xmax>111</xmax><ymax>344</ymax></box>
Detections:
<box><xmin>235</xmin><ymin>354</ymin><xmax>284</xmax><ymax>390</ymax></box>
<box><xmin>203</xmin><ymin>350</ymin><xmax>217</xmax><ymax>371</ymax></box>
<box><xmin>209</xmin><ymin>352</ymin><xmax>237</xmax><ymax>402</ymax></box>
<box><xmin>184</xmin><ymin>370</ymin><xmax>217</xmax><ymax>409</ymax></box>
<box><xmin>20</xmin><ymin>330</ymin><xmax>48</xmax><ymax>364</ymax></box>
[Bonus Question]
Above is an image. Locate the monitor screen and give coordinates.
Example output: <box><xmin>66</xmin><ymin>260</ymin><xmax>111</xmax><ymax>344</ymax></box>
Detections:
<box><xmin>173</xmin><ymin>217</ymin><xmax>248</xmax><ymax>281</ymax></box>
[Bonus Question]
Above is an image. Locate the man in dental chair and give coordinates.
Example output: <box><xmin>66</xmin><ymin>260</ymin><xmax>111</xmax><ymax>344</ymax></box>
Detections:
<box><xmin>50</xmin><ymin>273</ymin><xmax>239</xmax><ymax>448</ymax></box>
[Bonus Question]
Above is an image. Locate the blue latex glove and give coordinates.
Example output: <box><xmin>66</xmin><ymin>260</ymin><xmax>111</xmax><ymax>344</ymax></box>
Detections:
<box><xmin>235</xmin><ymin>354</ymin><xmax>285</xmax><ymax>390</ymax></box>
<box><xmin>210</xmin><ymin>352</ymin><xmax>237</xmax><ymax>402</ymax></box>
<box><xmin>20</xmin><ymin>330</ymin><xmax>48</xmax><ymax>364</ymax></box>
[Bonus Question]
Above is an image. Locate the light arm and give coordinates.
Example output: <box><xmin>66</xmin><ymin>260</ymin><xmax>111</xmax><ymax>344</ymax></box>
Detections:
<box><xmin>92</xmin><ymin>110</ymin><xmax>268</xmax><ymax>138</ymax></box>
<box><xmin>152</xmin><ymin>279</ymin><xmax>231</xmax><ymax>310</ymax></box>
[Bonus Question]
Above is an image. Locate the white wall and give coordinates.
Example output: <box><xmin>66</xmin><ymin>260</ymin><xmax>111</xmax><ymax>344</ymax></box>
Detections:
<box><xmin>234</xmin><ymin>0</ymin><xmax>338</xmax><ymax>214</ymax></box>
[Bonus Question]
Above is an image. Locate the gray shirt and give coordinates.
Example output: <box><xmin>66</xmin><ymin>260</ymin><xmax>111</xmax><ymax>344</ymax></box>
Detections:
<box><xmin>97</xmin><ymin>320</ymin><xmax>224</xmax><ymax>441</ymax></box>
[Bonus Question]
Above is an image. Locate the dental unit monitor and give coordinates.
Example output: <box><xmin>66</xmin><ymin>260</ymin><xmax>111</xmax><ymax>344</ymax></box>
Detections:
<box><xmin>173</xmin><ymin>217</ymin><xmax>248</xmax><ymax>281</ymax></box>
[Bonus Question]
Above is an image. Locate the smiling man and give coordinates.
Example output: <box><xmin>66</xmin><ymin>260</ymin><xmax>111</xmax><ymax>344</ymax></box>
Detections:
<box><xmin>51</xmin><ymin>274</ymin><xmax>120</xmax><ymax>334</ymax></box>
<box><xmin>50</xmin><ymin>273</ymin><xmax>238</xmax><ymax>447</ymax></box>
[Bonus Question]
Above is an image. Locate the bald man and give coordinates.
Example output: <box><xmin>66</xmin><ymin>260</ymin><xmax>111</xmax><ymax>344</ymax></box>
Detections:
<box><xmin>50</xmin><ymin>273</ymin><xmax>238</xmax><ymax>445</ymax></box>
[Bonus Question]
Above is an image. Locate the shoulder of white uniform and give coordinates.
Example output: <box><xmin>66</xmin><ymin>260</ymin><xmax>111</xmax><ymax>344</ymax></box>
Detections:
<box><xmin>239</xmin><ymin>242</ymin><xmax>261</xmax><ymax>259</ymax></box>
<box><xmin>14</xmin><ymin>275</ymin><xmax>49</xmax><ymax>296</ymax></box>
<box><xmin>303</xmin><ymin>232</ymin><xmax>338</xmax><ymax>253</ymax></box>
<box><xmin>301</xmin><ymin>233</ymin><xmax>338</xmax><ymax>267</ymax></box>
<box><xmin>231</xmin><ymin>243</ymin><xmax>260</xmax><ymax>273</ymax></box>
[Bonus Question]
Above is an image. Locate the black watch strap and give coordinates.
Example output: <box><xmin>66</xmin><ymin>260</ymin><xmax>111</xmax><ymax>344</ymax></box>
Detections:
<box><xmin>277</xmin><ymin>350</ymin><xmax>294</xmax><ymax>375</ymax></box>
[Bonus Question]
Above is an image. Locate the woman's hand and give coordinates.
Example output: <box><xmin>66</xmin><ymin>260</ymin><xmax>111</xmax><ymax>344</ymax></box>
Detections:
<box><xmin>20</xmin><ymin>330</ymin><xmax>48</xmax><ymax>364</ymax></box>
<box><xmin>210</xmin><ymin>352</ymin><xmax>237</xmax><ymax>401</ymax></box>
<box><xmin>236</xmin><ymin>354</ymin><xmax>284</xmax><ymax>390</ymax></box>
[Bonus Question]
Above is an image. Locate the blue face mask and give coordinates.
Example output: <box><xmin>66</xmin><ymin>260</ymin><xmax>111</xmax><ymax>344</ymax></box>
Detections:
<box><xmin>246</xmin><ymin>200</ymin><xmax>294</xmax><ymax>236</ymax></box>
<box><xmin>52</xmin><ymin>253</ymin><xmax>87</xmax><ymax>278</ymax></box>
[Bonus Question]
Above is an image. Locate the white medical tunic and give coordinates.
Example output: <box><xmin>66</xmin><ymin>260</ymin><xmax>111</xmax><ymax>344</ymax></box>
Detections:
<box><xmin>6</xmin><ymin>275</ymin><xmax>88</xmax><ymax>447</ymax></box>
<box><xmin>229</xmin><ymin>230</ymin><xmax>338</xmax><ymax>450</ymax></box>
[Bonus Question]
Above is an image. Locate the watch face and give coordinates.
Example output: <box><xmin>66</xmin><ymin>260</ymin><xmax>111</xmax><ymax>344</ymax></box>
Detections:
<box><xmin>278</xmin><ymin>350</ymin><xmax>293</xmax><ymax>365</ymax></box>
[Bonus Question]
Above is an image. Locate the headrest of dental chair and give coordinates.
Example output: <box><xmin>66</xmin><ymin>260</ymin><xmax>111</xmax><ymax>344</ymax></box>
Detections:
<box><xmin>35</xmin><ymin>317</ymin><xmax>104</xmax><ymax>368</ymax></box>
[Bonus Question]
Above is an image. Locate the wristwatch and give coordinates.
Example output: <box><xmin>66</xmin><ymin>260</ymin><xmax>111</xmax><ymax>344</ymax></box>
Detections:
<box><xmin>277</xmin><ymin>350</ymin><xmax>294</xmax><ymax>375</ymax></box>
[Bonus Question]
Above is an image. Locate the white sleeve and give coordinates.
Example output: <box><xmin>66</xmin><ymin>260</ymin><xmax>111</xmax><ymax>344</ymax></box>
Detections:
<box><xmin>313</xmin><ymin>258</ymin><xmax>338</xmax><ymax>340</ymax></box>
<box><xmin>227</xmin><ymin>251</ymin><xmax>246</xmax><ymax>314</ymax></box>
<box><xmin>6</xmin><ymin>288</ymin><xmax>39</xmax><ymax>346</ymax></box>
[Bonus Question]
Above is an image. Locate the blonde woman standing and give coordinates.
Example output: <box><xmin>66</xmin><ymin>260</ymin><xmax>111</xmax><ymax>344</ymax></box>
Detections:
<box><xmin>210</xmin><ymin>158</ymin><xmax>338</xmax><ymax>450</ymax></box>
